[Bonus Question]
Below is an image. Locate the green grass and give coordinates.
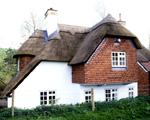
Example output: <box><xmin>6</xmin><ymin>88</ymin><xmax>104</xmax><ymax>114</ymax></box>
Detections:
<box><xmin>1</xmin><ymin>94</ymin><xmax>150</xmax><ymax>120</ymax></box>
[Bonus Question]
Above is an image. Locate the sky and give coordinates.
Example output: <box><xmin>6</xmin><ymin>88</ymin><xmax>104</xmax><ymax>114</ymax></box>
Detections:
<box><xmin>0</xmin><ymin>0</ymin><xmax>150</xmax><ymax>49</ymax></box>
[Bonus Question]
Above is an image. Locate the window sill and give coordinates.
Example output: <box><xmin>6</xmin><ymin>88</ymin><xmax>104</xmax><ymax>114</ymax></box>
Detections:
<box><xmin>112</xmin><ymin>67</ymin><xmax>127</xmax><ymax>71</ymax></box>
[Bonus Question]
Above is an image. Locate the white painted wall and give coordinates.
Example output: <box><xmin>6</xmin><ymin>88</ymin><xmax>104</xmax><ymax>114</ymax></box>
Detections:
<box><xmin>8</xmin><ymin>61</ymin><xmax>138</xmax><ymax>109</ymax></box>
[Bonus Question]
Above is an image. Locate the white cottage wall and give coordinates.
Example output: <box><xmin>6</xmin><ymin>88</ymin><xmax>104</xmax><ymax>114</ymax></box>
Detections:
<box><xmin>8</xmin><ymin>61</ymin><xmax>138</xmax><ymax>109</ymax></box>
<box><xmin>8</xmin><ymin>61</ymin><xmax>80</xmax><ymax>109</ymax></box>
<box><xmin>80</xmin><ymin>82</ymin><xmax>137</xmax><ymax>102</ymax></box>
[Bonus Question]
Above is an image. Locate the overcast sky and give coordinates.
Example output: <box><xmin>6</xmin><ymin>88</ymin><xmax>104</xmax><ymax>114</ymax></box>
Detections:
<box><xmin>0</xmin><ymin>0</ymin><xmax>150</xmax><ymax>49</ymax></box>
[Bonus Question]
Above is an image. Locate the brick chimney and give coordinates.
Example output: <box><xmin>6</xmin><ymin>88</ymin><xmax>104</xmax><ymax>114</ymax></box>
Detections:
<box><xmin>44</xmin><ymin>8</ymin><xmax>58</xmax><ymax>37</ymax></box>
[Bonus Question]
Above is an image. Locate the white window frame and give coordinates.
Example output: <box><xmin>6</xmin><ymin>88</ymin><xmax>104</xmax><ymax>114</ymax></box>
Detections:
<box><xmin>85</xmin><ymin>90</ymin><xmax>91</xmax><ymax>103</ymax></box>
<box><xmin>111</xmin><ymin>52</ymin><xmax>126</xmax><ymax>67</ymax></box>
<box><xmin>40</xmin><ymin>90</ymin><xmax>56</xmax><ymax>105</ymax></box>
<box><xmin>129</xmin><ymin>87</ymin><xmax>134</xmax><ymax>98</ymax></box>
<box><xmin>105</xmin><ymin>89</ymin><xmax>118</xmax><ymax>102</ymax></box>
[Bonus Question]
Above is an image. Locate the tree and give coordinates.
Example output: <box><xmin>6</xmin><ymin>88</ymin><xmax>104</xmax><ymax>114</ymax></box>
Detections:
<box><xmin>91</xmin><ymin>0</ymin><xmax>109</xmax><ymax>25</ymax></box>
<box><xmin>0</xmin><ymin>48</ymin><xmax>17</xmax><ymax>91</ymax></box>
<box><xmin>20</xmin><ymin>11</ymin><xmax>44</xmax><ymax>41</ymax></box>
<box><xmin>94</xmin><ymin>0</ymin><xmax>108</xmax><ymax>19</ymax></box>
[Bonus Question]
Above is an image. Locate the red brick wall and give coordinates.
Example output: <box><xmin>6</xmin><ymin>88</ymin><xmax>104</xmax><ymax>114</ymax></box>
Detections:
<box><xmin>138</xmin><ymin>65</ymin><xmax>150</xmax><ymax>95</ymax></box>
<box><xmin>19</xmin><ymin>56</ymin><xmax>34</xmax><ymax>72</ymax></box>
<box><xmin>72</xmin><ymin>37</ymin><xmax>138</xmax><ymax>84</ymax></box>
<box><xmin>72</xmin><ymin>64</ymin><xmax>85</xmax><ymax>83</ymax></box>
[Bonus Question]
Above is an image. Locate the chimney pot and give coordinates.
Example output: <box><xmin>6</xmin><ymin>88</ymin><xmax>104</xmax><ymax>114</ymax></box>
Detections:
<box><xmin>119</xmin><ymin>13</ymin><xmax>122</xmax><ymax>21</ymax></box>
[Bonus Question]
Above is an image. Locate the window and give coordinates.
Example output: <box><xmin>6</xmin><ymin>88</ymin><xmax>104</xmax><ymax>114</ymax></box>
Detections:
<box><xmin>112</xmin><ymin>52</ymin><xmax>126</xmax><ymax>67</ymax></box>
<box><xmin>40</xmin><ymin>91</ymin><xmax>56</xmax><ymax>105</ymax></box>
<box><xmin>85</xmin><ymin>91</ymin><xmax>91</xmax><ymax>103</ymax></box>
<box><xmin>129</xmin><ymin>88</ymin><xmax>134</xmax><ymax>98</ymax></box>
<box><xmin>105</xmin><ymin>89</ymin><xmax>117</xmax><ymax>102</ymax></box>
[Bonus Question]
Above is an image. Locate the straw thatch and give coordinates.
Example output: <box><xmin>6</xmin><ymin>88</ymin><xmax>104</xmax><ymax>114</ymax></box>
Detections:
<box><xmin>137</xmin><ymin>47</ymin><xmax>150</xmax><ymax>62</ymax></box>
<box><xmin>2</xmin><ymin>14</ymin><xmax>148</xmax><ymax>97</ymax></box>
<box><xmin>14</xmin><ymin>24</ymin><xmax>88</xmax><ymax>58</ymax></box>
<box><xmin>13</xmin><ymin>30</ymin><xmax>46</xmax><ymax>58</ymax></box>
<box><xmin>58</xmin><ymin>24</ymin><xmax>89</xmax><ymax>35</ymax></box>
<box><xmin>2</xmin><ymin>30</ymin><xmax>87</xmax><ymax>97</ymax></box>
<box><xmin>69</xmin><ymin>15</ymin><xmax>143</xmax><ymax>65</ymax></box>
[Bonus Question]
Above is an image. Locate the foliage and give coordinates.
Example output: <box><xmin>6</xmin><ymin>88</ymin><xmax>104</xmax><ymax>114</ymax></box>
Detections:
<box><xmin>1</xmin><ymin>95</ymin><xmax>150</xmax><ymax>119</ymax></box>
<box><xmin>0</xmin><ymin>48</ymin><xmax>17</xmax><ymax>91</ymax></box>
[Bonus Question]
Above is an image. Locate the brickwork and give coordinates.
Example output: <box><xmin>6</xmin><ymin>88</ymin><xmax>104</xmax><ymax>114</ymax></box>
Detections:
<box><xmin>19</xmin><ymin>56</ymin><xmax>34</xmax><ymax>72</ymax></box>
<box><xmin>138</xmin><ymin>65</ymin><xmax>150</xmax><ymax>95</ymax></box>
<box><xmin>72</xmin><ymin>64</ymin><xmax>85</xmax><ymax>83</ymax></box>
<box><xmin>72</xmin><ymin>37</ymin><xmax>138</xmax><ymax>84</ymax></box>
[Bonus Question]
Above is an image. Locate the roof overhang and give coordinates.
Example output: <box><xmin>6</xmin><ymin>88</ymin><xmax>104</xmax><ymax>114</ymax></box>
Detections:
<box><xmin>80</xmin><ymin>82</ymin><xmax>136</xmax><ymax>86</ymax></box>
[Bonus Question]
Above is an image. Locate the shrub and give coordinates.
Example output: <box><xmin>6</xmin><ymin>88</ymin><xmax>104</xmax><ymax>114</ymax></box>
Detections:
<box><xmin>135</xmin><ymin>94</ymin><xmax>150</xmax><ymax>103</ymax></box>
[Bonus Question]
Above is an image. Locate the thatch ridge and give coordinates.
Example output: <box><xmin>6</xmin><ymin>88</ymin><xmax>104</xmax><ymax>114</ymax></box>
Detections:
<box><xmin>58</xmin><ymin>24</ymin><xmax>89</xmax><ymax>35</ymax></box>
<box><xmin>88</xmin><ymin>14</ymin><xmax>119</xmax><ymax>32</ymax></box>
<box><xmin>69</xmin><ymin>22</ymin><xmax>143</xmax><ymax>65</ymax></box>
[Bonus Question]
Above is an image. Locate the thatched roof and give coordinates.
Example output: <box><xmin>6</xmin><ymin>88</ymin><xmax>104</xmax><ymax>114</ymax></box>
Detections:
<box><xmin>13</xmin><ymin>30</ymin><xmax>46</xmax><ymax>58</ymax></box>
<box><xmin>2</xmin><ymin>30</ymin><xmax>87</xmax><ymax>97</ymax></box>
<box><xmin>137</xmin><ymin>47</ymin><xmax>150</xmax><ymax>62</ymax></box>
<box><xmin>2</xmin><ymin>14</ymin><xmax>148</xmax><ymax>97</ymax></box>
<box><xmin>14</xmin><ymin>24</ymin><xmax>88</xmax><ymax>58</ymax></box>
<box><xmin>69</xmin><ymin>14</ymin><xmax>143</xmax><ymax>65</ymax></box>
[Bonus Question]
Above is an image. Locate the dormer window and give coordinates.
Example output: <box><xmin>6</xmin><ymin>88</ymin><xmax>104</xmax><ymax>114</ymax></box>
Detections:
<box><xmin>111</xmin><ymin>52</ymin><xmax>126</xmax><ymax>67</ymax></box>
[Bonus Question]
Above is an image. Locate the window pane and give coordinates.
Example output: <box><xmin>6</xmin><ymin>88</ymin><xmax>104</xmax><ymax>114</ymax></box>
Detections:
<box><xmin>53</xmin><ymin>96</ymin><xmax>55</xmax><ymax>99</ymax></box>
<box><xmin>44</xmin><ymin>97</ymin><xmax>47</xmax><ymax>100</ymax></box>
<box><xmin>106</xmin><ymin>94</ymin><xmax>111</xmax><ymax>97</ymax></box>
<box><xmin>106</xmin><ymin>90</ymin><xmax>110</xmax><ymax>93</ymax></box>
<box><xmin>89</xmin><ymin>96</ymin><xmax>91</xmax><ymax>99</ymax></box>
<box><xmin>44</xmin><ymin>92</ymin><xmax>47</xmax><ymax>95</ymax></box>
<box><xmin>41</xmin><ymin>101</ymin><xmax>43</xmax><ymax>105</ymax></box>
<box><xmin>40</xmin><ymin>97</ymin><xmax>43</xmax><ymax>100</ymax></box>
<box><xmin>44</xmin><ymin>101</ymin><xmax>47</xmax><ymax>104</ymax></box>
<box><xmin>40</xmin><ymin>92</ymin><xmax>43</xmax><ymax>95</ymax></box>
<box><xmin>49</xmin><ymin>96</ymin><xmax>52</xmax><ymax>99</ymax></box>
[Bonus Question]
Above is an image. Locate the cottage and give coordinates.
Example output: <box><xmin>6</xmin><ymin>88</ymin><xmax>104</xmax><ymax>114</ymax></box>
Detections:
<box><xmin>2</xmin><ymin>8</ymin><xmax>150</xmax><ymax>109</ymax></box>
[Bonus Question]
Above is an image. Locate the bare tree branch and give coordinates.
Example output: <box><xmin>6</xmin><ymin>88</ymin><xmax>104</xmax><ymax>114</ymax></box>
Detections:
<box><xmin>94</xmin><ymin>0</ymin><xmax>108</xmax><ymax>19</ymax></box>
<box><xmin>20</xmin><ymin>11</ymin><xmax>44</xmax><ymax>41</ymax></box>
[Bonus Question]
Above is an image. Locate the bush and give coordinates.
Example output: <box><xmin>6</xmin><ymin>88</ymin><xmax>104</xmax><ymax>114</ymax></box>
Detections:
<box><xmin>1</xmin><ymin>95</ymin><xmax>150</xmax><ymax>119</ymax></box>
<box><xmin>136</xmin><ymin>94</ymin><xmax>150</xmax><ymax>103</ymax></box>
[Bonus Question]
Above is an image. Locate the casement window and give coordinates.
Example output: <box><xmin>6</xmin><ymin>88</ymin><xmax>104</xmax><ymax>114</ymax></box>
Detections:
<box><xmin>105</xmin><ymin>89</ymin><xmax>117</xmax><ymax>102</ymax></box>
<box><xmin>85</xmin><ymin>91</ymin><xmax>91</xmax><ymax>103</ymax></box>
<box><xmin>129</xmin><ymin>88</ymin><xmax>134</xmax><ymax>98</ymax></box>
<box><xmin>111</xmin><ymin>52</ymin><xmax>126</xmax><ymax>67</ymax></box>
<box><xmin>40</xmin><ymin>91</ymin><xmax>56</xmax><ymax>105</ymax></box>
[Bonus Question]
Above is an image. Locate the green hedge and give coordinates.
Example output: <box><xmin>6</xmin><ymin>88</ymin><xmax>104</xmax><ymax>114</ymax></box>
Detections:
<box><xmin>1</xmin><ymin>94</ymin><xmax>150</xmax><ymax>119</ymax></box>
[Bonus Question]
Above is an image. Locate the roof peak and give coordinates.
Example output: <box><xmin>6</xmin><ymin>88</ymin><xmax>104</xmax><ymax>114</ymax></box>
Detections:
<box><xmin>88</xmin><ymin>14</ymin><xmax>119</xmax><ymax>32</ymax></box>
